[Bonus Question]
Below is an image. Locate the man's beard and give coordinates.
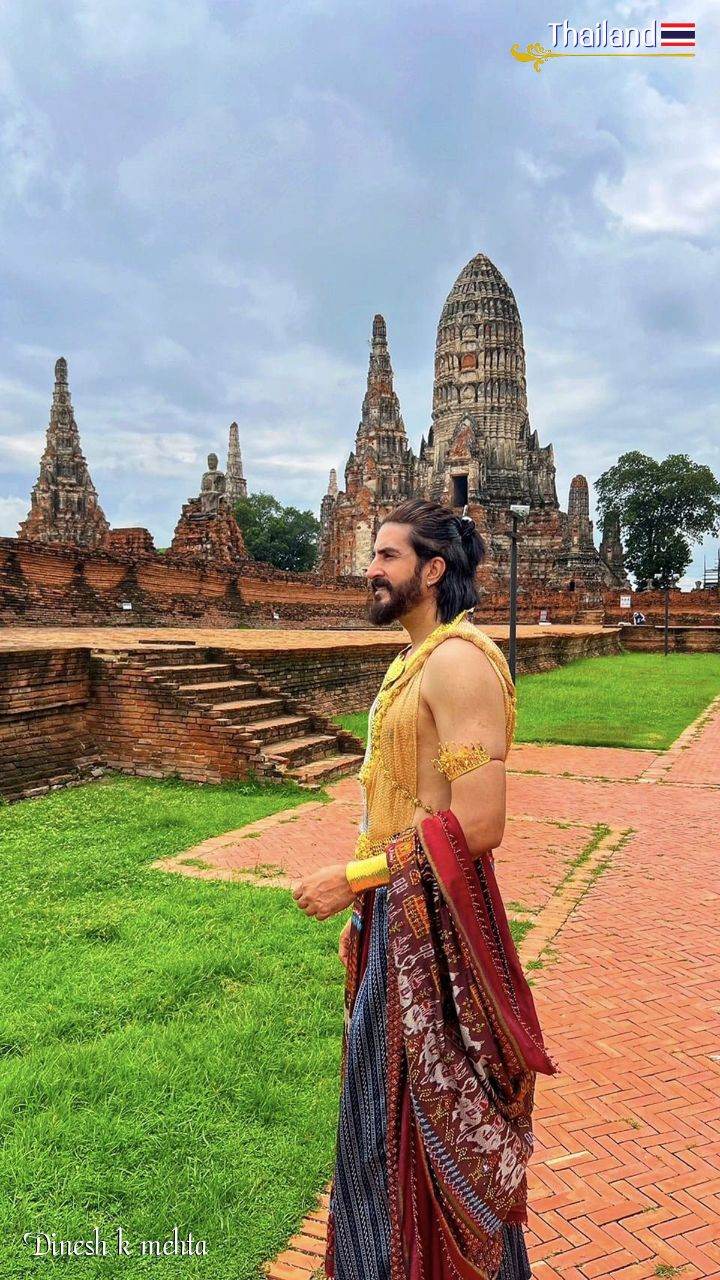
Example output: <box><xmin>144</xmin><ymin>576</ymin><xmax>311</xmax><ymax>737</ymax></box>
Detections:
<box><xmin>368</xmin><ymin>563</ymin><xmax>425</xmax><ymax>625</ymax></box>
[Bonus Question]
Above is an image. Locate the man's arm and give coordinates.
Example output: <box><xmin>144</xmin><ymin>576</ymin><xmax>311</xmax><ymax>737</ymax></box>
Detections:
<box><xmin>421</xmin><ymin>638</ymin><xmax>508</xmax><ymax>856</ymax></box>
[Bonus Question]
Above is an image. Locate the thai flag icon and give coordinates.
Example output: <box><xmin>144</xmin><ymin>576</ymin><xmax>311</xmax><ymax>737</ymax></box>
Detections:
<box><xmin>660</xmin><ymin>21</ymin><xmax>696</xmax><ymax>46</ymax></box>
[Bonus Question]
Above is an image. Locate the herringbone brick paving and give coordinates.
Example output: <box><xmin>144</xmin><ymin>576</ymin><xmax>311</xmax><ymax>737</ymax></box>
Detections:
<box><xmin>159</xmin><ymin>702</ymin><xmax>720</xmax><ymax>1278</ymax></box>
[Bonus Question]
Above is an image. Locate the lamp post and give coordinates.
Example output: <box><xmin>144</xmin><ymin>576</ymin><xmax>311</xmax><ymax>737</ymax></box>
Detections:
<box><xmin>508</xmin><ymin>504</ymin><xmax>530</xmax><ymax>684</ymax></box>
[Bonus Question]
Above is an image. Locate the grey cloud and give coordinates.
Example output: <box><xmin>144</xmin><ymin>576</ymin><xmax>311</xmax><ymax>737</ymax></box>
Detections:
<box><xmin>1</xmin><ymin>0</ymin><xmax>718</xmax><ymax>577</ymax></box>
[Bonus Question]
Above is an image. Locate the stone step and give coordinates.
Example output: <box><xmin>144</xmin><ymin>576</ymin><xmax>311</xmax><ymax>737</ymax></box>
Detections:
<box><xmin>133</xmin><ymin>647</ymin><xmax>210</xmax><ymax>666</ymax></box>
<box><xmin>211</xmin><ymin>696</ymin><xmax>287</xmax><ymax>724</ymax></box>
<box><xmin>137</xmin><ymin>639</ymin><xmax>197</xmax><ymax>647</ymax></box>
<box><xmin>242</xmin><ymin>714</ymin><xmax>313</xmax><ymax>744</ymax></box>
<box><xmin>177</xmin><ymin>679</ymin><xmax>260</xmax><ymax>702</ymax></box>
<box><xmin>145</xmin><ymin>662</ymin><xmax>235</xmax><ymax>684</ymax></box>
<box><xmin>292</xmin><ymin>753</ymin><xmax>364</xmax><ymax>785</ymax></box>
<box><xmin>264</xmin><ymin>733</ymin><xmax>339</xmax><ymax>766</ymax></box>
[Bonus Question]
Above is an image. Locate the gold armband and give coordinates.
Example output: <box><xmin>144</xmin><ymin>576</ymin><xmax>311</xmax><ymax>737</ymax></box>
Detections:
<box><xmin>345</xmin><ymin>852</ymin><xmax>390</xmax><ymax>892</ymax></box>
<box><xmin>433</xmin><ymin>741</ymin><xmax>492</xmax><ymax>782</ymax></box>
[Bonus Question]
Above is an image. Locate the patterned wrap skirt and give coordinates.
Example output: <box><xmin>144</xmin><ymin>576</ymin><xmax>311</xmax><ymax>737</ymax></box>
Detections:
<box><xmin>329</xmin><ymin>886</ymin><xmax>533</xmax><ymax>1280</ymax></box>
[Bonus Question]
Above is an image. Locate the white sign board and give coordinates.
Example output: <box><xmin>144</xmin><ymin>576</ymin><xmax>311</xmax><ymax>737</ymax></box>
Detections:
<box><xmin>120</xmin><ymin>601</ymin><xmax>133</xmax><ymax>611</ymax></box>
<box><xmin>620</xmin><ymin>594</ymin><xmax>631</xmax><ymax>609</ymax></box>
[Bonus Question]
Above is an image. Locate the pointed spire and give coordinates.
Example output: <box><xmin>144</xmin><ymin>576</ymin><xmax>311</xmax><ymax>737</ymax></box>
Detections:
<box><xmin>18</xmin><ymin>357</ymin><xmax>109</xmax><ymax>548</ymax></box>
<box><xmin>366</xmin><ymin>313</ymin><xmax>393</xmax><ymax>400</ymax></box>
<box><xmin>356</xmin><ymin>313</ymin><xmax>408</xmax><ymax>452</ymax></box>
<box><xmin>225</xmin><ymin>421</ymin><xmax>247</xmax><ymax>505</ymax></box>
<box><xmin>568</xmin><ymin>474</ymin><xmax>590</xmax><ymax>522</ymax></box>
<box><xmin>326</xmin><ymin>467</ymin><xmax>338</xmax><ymax>498</ymax></box>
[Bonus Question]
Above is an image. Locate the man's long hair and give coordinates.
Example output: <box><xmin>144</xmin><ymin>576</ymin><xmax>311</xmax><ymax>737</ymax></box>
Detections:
<box><xmin>380</xmin><ymin>498</ymin><xmax>485</xmax><ymax>624</ymax></box>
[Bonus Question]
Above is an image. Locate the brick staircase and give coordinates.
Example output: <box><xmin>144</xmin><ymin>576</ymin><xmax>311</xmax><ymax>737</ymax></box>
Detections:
<box><xmin>136</xmin><ymin>642</ymin><xmax>365</xmax><ymax>788</ymax></box>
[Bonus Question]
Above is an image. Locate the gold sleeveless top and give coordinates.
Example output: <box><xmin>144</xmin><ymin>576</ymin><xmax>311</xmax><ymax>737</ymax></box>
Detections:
<box><xmin>355</xmin><ymin>610</ymin><xmax>516</xmax><ymax>861</ymax></box>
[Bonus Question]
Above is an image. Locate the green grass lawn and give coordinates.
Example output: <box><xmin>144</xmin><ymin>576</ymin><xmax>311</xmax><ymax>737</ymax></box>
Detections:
<box><xmin>339</xmin><ymin>652</ymin><xmax>720</xmax><ymax>751</ymax></box>
<box><xmin>0</xmin><ymin>776</ymin><xmax>346</xmax><ymax>1279</ymax></box>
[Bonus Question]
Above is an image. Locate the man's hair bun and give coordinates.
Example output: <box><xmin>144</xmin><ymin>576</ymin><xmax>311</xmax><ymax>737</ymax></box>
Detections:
<box><xmin>459</xmin><ymin>513</ymin><xmax>476</xmax><ymax>543</ymax></box>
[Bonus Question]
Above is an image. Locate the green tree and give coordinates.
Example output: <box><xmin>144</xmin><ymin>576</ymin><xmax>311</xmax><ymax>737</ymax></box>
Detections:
<box><xmin>233</xmin><ymin>492</ymin><xmax>320</xmax><ymax>573</ymax></box>
<box><xmin>595</xmin><ymin>452</ymin><xmax>720</xmax><ymax>590</ymax></box>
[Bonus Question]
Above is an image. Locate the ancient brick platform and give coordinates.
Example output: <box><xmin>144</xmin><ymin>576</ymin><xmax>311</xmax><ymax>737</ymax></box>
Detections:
<box><xmin>155</xmin><ymin>699</ymin><xmax>720</xmax><ymax>1279</ymax></box>
<box><xmin>0</xmin><ymin>625</ymin><xmax>624</xmax><ymax>800</ymax></box>
<box><xmin>0</xmin><ymin>622</ymin><xmax>618</xmax><ymax>654</ymax></box>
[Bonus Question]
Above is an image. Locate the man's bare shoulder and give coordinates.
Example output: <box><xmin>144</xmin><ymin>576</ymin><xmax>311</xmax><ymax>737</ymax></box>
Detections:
<box><xmin>423</xmin><ymin>635</ymin><xmax>505</xmax><ymax>701</ymax></box>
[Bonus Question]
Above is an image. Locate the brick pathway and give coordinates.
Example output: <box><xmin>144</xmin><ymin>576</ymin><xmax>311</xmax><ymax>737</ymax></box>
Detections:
<box><xmin>156</xmin><ymin>703</ymin><xmax>720</xmax><ymax>1279</ymax></box>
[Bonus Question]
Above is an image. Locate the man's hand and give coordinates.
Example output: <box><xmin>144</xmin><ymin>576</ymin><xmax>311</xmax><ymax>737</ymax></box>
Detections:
<box><xmin>291</xmin><ymin>863</ymin><xmax>355</xmax><ymax>921</ymax></box>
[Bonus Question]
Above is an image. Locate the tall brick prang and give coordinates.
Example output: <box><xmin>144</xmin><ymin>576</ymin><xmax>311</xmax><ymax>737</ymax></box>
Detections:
<box><xmin>319</xmin><ymin>314</ymin><xmax>415</xmax><ymax>574</ymax></box>
<box><xmin>225</xmin><ymin>422</ymin><xmax>247</xmax><ymax>506</ymax></box>
<box><xmin>19</xmin><ymin>357</ymin><xmax>110</xmax><ymax>549</ymax></box>
<box><xmin>320</xmin><ymin>253</ymin><xmax>630</xmax><ymax>605</ymax></box>
<box><xmin>418</xmin><ymin>253</ymin><xmax>558</xmax><ymax>511</ymax></box>
<box><xmin>599</xmin><ymin>508</ymin><xmax>626</xmax><ymax>581</ymax></box>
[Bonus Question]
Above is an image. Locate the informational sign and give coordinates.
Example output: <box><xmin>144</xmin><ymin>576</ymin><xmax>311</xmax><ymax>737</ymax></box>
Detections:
<box><xmin>620</xmin><ymin>594</ymin><xmax>632</xmax><ymax>609</ymax></box>
<box><xmin>120</xmin><ymin>601</ymin><xmax>133</xmax><ymax>611</ymax></box>
<box><xmin>539</xmin><ymin>608</ymin><xmax>548</xmax><ymax>623</ymax></box>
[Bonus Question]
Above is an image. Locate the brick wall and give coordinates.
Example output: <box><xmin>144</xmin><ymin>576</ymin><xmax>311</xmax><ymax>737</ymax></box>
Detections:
<box><xmin>603</xmin><ymin>588</ymin><xmax>720</xmax><ymax>627</ymax></box>
<box><xmin>619</xmin><ymin>625</ymin><xmax>720</xmax><ymax>653</ymax></box>
<box><xmin>0</xmin><ymin>650</ymin><xmax>98</xmax><ymax>801</ymax></box>
<box><xmin>0</xmin><ymin>537</ymin><xmax>368</xmax><ymax>627</ymax></box>
<box><xmin>3</xmin><ymin>536</ymin><xmax>720</xmax><ymax>628</ymax></box>
<box><xmin>236</xmin><ymin>644</ymin><xmax>402</xmax><ymax>715</ymax></box>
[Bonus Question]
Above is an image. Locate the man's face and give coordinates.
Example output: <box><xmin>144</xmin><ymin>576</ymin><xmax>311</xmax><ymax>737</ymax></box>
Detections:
<box><xmin>365</xmin><ymin>523</ymin><xmax>427</xmax><ymax>624</ymax></box>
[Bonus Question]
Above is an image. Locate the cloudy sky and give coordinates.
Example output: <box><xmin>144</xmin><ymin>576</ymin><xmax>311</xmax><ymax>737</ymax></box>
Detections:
<box><xmin>1</xmin><ymin>0</ymin><xmax>718</xmax><ymax>583</ymax></box>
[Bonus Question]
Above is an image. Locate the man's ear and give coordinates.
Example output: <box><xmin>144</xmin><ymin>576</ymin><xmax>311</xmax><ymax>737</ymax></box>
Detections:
<box><xmin>424</xmin><ymin>555</ymin><xmax>446</xmax><ymax>588</ymax></box>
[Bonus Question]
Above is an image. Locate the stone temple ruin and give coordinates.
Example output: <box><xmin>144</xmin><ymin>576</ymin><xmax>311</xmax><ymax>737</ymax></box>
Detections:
<box><xmin>18</xmin><ymin>357</ymin><xmax>249</xmax><ymax>567</ymax></box>
<box><xmin>170</xmin><ymin>452</ymin><xmax>248</xmax><ymax>565</ymax></box>
<box><xmin>19</xmin><ymin>357</ymin><xmax>111</xmax><ymax>550</ymax></box>
<box><xmin>318</xmin><ymin>253</ymin><xmax>629</xmax><ymax>612</ymax></box>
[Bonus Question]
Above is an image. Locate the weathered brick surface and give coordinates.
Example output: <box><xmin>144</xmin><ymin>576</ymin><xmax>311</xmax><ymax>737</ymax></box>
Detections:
<box><xmin>0</xmin><ymin>622</ymin><xmax>622</xmax><ymax>747</ymax></box>
<box><xmin>603</xmin><ymin>586</ymin><xmax>720</xmax><ymax>627</ymax></box>
<box><xmin>619</xmin><ymin>622</ymin><xmax>720</xmax><ymax>652</ymax></box>
<box><xmin>2</xmin><ymin>534</ymin><xmax>719</xmax><ymax>629</ymax></box>
<box><xmin>0</xmin><ymin>650</ymin><xmax>99</xmax><ymax>800</ymax></box>
<box><xmin>233</xmin><ymin>645</ymin><xmax>406</xmax><ymax>714</ymax></box>
<box><xmin>0</xmin><ymin>622</ymin><xmax>695</xmax><ymax>800</ymax></box>
<box><xmin>0</xmin><ymin>537</ymin><xmax>369</xmax><ymax>626</ymax></box>
<box><xmin>105</xmin><ymin>528</ymin><xmax>156</xmax><ymax>557</ymax></box>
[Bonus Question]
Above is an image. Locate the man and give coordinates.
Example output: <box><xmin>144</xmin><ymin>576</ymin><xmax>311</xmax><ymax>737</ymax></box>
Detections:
<box><xmin>291</xmin><ymin>499</ymin><xmax>555</xmax><ymax>1280</ymax></box>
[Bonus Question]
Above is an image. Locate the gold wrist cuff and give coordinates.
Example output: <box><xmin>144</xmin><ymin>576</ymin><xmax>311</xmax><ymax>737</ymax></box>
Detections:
<box><xmin>346</xmin><ymin>852</ymin><xmax>390</xmax><ymax>892</ymax></box>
